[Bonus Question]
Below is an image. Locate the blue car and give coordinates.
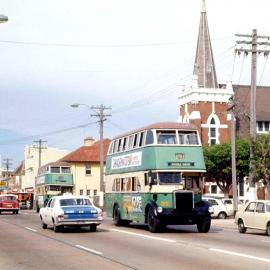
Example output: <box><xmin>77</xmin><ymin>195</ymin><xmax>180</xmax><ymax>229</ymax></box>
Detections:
<box><xmin>39</xmin><ymin>194</ymin><xmax>103</xmax><ymax>232</ymax></box>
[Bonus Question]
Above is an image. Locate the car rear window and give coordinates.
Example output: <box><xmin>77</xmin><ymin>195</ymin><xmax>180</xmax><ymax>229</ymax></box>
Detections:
<box><xmin>0</xmin><ymin>196</ymin><xmax>16</xmax><ymax>201</ymax></box>
<box><xmin>60</xmin><ymin>198</ymin><xmax>92</xmax><ymax>206</ymax></box>
<box><xmin>266</xmin><ymin>203</ymin><xmax>270</xmax><ymax>212</ymax></box>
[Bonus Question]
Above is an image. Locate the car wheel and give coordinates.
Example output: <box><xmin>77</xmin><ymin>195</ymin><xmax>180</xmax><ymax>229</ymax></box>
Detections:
<box><xmin>113</xmin><ymin>206</ymin><xmax>123</xmax><ymax>226</ymax></box>
<box><xmin>238</xmin><ymin>219</ymin><xmax>246</xmax><ymax>233</ymax></box>
<box><xmin>147</xmin><ymin>206</ymin><xmax>163</xmax><ymax>233</ymax></box>
<box><xmin>0</xmin><ymin>211</ymin><xmax>1</xmax><ymax>215</ymax></box>
<box><xmin>197</xmin><ymin>217</ymin><xmax>211</xmax><ymax>233</ymax></box>
<box><xmin>267</xmin><ymin>223</ymin><xmax>270</xmax><ymax>236</ymax></box>
<box><xmin>90</xmin><ymin>224</ymin><xmax>97</xmax><ymax>232</ymax></box>
<box><xmin>42</xmin><ymin>222</ymin><xmax>47</xmax><ymax>229</ymax></box>
<box><xmin>218</xmin><ymin>212</ymin><xmax>227</xmax><ymax>219</ymax></box>
<box><xmin>53</xmin><ymin>222</ymin><xmax>61</xmax><ymax>232</ymax></box>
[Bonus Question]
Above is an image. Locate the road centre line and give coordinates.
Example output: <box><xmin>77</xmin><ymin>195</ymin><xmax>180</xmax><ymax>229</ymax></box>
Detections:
<box><xmin>262</xmin><ymin>240</ymin><xmax>270</xmax><ymax>243</ymax></box>
<box><xmin>209</xmin><ymin>248</ymin><xmax>270</xmax><ymax>263</ymax></box>
<box><xmin>111</xmin><ymin>229</ymin><xmax>176</xmax><ymax>243</ymax></box>
<box><xmin>25</xmin><ymin>227</ymin><xmax>37</xmax><ymax>232</ymax></box>
<box><xmin>75</xmin><ymin>245</ymin><xmax>103</xmax><ymax>256</ymax></box>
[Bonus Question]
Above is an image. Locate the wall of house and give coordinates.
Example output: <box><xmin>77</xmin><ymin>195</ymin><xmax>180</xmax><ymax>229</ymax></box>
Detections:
<box><xmin>71</xmin><ymin>163</ymin><xmax>101</xmax><ymax>198</ymax></box>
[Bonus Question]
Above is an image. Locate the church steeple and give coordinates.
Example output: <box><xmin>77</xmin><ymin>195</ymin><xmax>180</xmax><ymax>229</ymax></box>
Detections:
<box><xmin>193</xmin><ymin>0</ymin><xmax>218</xmax><ymax>88</ymax></box>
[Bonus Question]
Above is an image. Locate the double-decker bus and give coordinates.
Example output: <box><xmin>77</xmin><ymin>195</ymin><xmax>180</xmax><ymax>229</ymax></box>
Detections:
<box><xmin>105</xmin><ymin>122</ymin><xmax>210</xmax><ymax>233</ymax></box>
<box><xmin>35</xmin><ymin>162</ymin><xmax>73</xmax><ymax>212</ymax></box>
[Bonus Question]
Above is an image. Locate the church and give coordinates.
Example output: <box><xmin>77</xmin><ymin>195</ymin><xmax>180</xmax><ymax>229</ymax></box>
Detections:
<box><xmin>178</xmin><ymin>0</ymin><xmax>270</xmax><ymax>199</ymax></box>
<box><xmin>178</xmin><ymin>0</ymin><xmax>270</xmax><ymax>146</ymax></box>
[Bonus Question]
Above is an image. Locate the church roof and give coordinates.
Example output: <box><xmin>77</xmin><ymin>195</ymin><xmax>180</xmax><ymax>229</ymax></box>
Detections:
<box><xmin>234</xmin><ymin>85</ymin><xmax>270</xmax><ymax>121</ymax></box>
<box><xmin>193</xmin><ymin>0</ymin><xmax>218</xmax><ymax>89</ymax></box>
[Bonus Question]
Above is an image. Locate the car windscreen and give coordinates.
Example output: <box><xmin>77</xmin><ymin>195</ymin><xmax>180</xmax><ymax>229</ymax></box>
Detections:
<box><xmin>60</xmin><ymin>198</ymin><xmax>92</xmax><ymax>206</ymax></box>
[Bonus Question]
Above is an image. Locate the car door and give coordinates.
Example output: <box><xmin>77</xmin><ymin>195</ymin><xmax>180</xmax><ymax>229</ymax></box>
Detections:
<box><xmin>242</xmin><ymin>202</ymin><xmax>256</xmax><ymax>228</ymax></box>
<box><xmin>207</xmin><ymin>199</ymin><xmax>219</xmax><ymax>217</ymax></box>
<box><xmin>253</xmin><ymin>202</ymin><xmax>266</xmax><ymax>230</ymax></box>
<box><xmin>42</xmin><ymin>199</ymin><xmax>52</xmax><ymax>224</ymax></box>
<box><xmin>47</xmin><ymin>199</ymin><xmax>56</xmax><ymax>225</ymax></box>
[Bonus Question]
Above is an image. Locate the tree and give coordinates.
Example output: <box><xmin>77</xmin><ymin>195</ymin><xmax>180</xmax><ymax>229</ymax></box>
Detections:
<box><xmin>203</xmin><ymin>139</ymin><xmax>249</xmax><ymax>195</ymax></box>
<box><xmin>254</xmin><ymin>134</ymin><xmax>270</xmax><ymax>199</ymax></box>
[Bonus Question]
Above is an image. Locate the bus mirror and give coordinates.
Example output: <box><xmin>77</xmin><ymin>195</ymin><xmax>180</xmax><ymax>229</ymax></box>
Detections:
<box><xmin>149</xmin><ymin>177</ymin><xmax>157</xmax><ymax>186</ymax></box>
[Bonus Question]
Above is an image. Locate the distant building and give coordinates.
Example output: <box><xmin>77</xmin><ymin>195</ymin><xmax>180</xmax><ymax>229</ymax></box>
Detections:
<box><xmin>13</xmin><ymin>161</ymin><xmax>26</xmax><ymax>190</ymax></box>
<box><xmin>59</xmin><ymin>137</ymin><xmax>110</xmax><ymax>199</ymax></box>
<box><xmin>23</xmin><ymin>144</ymin><xmax>69</xmax><ymax>192</ymax></box>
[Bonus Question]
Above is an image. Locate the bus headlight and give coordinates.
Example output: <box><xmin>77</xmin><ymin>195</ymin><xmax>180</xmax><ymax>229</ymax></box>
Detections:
<box><xmin>157</xmin><ymin>206</ymin><xmax>163</xmax><ymax>213</ymax></box>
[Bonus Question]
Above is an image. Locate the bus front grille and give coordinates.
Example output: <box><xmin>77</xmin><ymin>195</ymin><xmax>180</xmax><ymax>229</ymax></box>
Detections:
<box><xmin>174</xmin><ymin>191</ymin><xmax>193</xmax><ymax>213</ymax></box>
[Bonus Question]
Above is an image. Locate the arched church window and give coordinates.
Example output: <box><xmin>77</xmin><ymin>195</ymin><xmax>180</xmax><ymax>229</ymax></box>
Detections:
<box><xmin>209</xmin><ymin>117</ymin><xmax>218</xmax><ymax>145</ymax></box>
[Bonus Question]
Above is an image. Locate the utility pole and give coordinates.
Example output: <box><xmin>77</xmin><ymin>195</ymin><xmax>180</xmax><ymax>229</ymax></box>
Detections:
<box><xmin>231</xmin><ymin>110</ymin><xmax>238</xmax><ymax>215</ymax></box>
<box><xmin>2</xmin><ymin>158</ymin><xmax>13</xmax><ymax>189</ymax></box>
<box><xmin>235</xmin><ymin>30</ymin><xmax>270</xmax><ymax>200</ymax></box>
<box><xmin>91</xmin><ymin>104</ymin><xmax>111</xmax><ymax>207</ymax></box>
<box><xmin>33</xmin><ymin>139</ymin><xmax>47</xmax><ymax>168</ymax></box>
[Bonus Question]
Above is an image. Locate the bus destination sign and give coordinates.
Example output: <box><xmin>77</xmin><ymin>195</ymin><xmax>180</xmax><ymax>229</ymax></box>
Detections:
<box><xmin>168</xmin><ymin>162</ymin><xmax>195</xmax><ymax>167</ymax></box>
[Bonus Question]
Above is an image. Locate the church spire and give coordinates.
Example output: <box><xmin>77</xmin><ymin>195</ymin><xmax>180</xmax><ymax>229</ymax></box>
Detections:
<box><xmin>193</xmin><ymin>0</ymin><xmax>218</xmax><ymax>88</ymax></box>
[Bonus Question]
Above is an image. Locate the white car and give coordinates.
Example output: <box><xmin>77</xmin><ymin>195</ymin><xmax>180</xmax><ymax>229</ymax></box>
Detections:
<box><xmin>202</xmin><ymin>197</ymin><xmax>233</xmax><ymax>219</ymax></box>
<box><xmin>39</xmin><ymin>194</ymin><xmax>103</xmax><ymax>232</ymax></box>
<box><xmin>235</xmin><ymin>200</ymin><xmax>270</xmax><ymax>236</ymax></box>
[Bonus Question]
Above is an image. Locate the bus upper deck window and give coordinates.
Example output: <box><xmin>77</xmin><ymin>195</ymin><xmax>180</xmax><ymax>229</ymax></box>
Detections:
<box><xmin>179</xmin><ymin>131</ymin><xmax>199</xmax><ymax>145</ymax></box>
<box><xmin>123</xmin><ymin>137</ymin><xmax>127</xmax><ymax>151</ymax></box>
<box><xmin>133</xmin><ymin>134</ymin><xmax>138</xmax><ymax>148</ymax></box>
<box><xmin>138</xmin><ymin>132</ymin><xmax>145</xmax><ymax>147</ymax></box>
<box><xmin>128</xmin><ymin>135</ymin><xmax>134</xmax><ymax>149</ymax></box>
<box><xmin>145</xmin><ymin>130</ymin><xmax>154</xmax><ymax>145</ymax></box>
<box><xmin>157</xmin><ymin>130</ymin><xmax>176</xmax><ymax>144</ymax></box>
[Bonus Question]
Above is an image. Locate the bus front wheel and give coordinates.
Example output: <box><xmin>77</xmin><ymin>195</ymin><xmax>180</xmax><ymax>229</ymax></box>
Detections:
<box><xmin>113</xmin><ymin>206</ymin><xmax>123</xmax><ymax>226</ymax></box>
<box><xmin>147</xmin><ymin>206</ymin><xmax>163</xmax><ymax>233</ymax></box>
<box><xmin>197</xmin><ymin>217</ymin><xmax>211</xmax><ymax>233</ymax></box>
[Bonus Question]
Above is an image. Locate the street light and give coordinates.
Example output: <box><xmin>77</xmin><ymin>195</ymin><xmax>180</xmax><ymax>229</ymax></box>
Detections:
<box><xmin>0</xmin><ymin>15</ymin><xmax>8</xmax><ymax>23</ymax></box>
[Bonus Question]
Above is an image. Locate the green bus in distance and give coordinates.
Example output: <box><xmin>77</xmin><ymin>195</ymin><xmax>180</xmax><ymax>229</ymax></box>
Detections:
<box><xmin>35</xmin><ymin>162</ymin><xmax>73</xmax><ymax>212</ymax></box>
<box><xmin>105</xmin><ymin>122</ymin><xmax>211</xmax><ymax>233</ymax></box>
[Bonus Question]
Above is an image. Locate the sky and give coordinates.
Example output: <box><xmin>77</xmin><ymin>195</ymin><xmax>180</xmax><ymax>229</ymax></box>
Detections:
<box><xmin>0</xmin><ymin>0</ymin><xmax>270</xmax><ymax>168</ymax></box>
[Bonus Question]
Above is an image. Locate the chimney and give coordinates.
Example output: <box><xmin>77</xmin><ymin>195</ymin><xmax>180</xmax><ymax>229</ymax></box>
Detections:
<box><xmin>84</xmin><ymin>137</ymin><xmax>95</xmax><ymax>147</ymax></box>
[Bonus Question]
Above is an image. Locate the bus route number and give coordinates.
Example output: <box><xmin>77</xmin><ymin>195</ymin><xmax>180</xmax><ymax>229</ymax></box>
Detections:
<box><xmin>132</xmin><ymin>196</ymin><xmax>142</xmax><ymax>212</ymax></box>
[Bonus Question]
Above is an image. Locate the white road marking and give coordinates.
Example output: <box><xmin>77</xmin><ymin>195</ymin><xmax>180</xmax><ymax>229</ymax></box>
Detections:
<box><xmin>75</xmin><ymin>245</ymin><xmax>103</xmax><ymax>255</ymax></box>
<box><xmin>262</xmin><ymin>240</ymin><xmax>270</xmax><ymax>243</ymax></box>
<box><xmin>209</xmin><ymin>248</ymin><xmax>270</xmax><ymax>263</ymax></box>
<box><xmin>25</xmin><ymin>227</ymin><xmax>37</xmax><ymax>232</ymax></box>
<box><xmin>23</xmin><ymin>213</ymin><xmax>29</xmax><ymax>215</ymax></box>
<box><xmin>111</xmin><ymin>229</ymin><xmax>176</xmax><ymax>243</ymax></box>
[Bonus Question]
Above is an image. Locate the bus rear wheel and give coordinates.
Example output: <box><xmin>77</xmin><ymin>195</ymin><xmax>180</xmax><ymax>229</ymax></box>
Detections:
<box><xmin>113</xmin><ymin>206</ymin><xmax>123</xmax><ymax>226</ymax></box>
<box><xmin>147</xmin><ymin>206</ymin><xmax>163</xmax><ymax>233</ymax></box>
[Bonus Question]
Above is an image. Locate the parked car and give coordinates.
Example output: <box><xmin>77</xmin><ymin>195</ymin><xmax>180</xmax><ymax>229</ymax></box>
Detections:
<box><xmin>0</xmin><ymin>194</ymin><xmax>19</xmax><ymax>214</ymax></box>
<box><xmin>202</xmin><ymin>196</ymin><xmax>233</xmax><ymax>219</ymax></box>
<box><xmin>235</xmin><ymin>200</ymin><xmax>270</xmax><ymax>236</ymax></box>
<box><xmin>39</xmin><ymin>194</ymin><xmax>103</xmax><ymax>232</ymax></box>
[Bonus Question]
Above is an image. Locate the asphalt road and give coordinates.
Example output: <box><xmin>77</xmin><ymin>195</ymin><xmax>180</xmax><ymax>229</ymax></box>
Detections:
<box><xmin>1</xmin><ymin>211</ymin><xmax>270</xmax><ymax>270</ymax></box>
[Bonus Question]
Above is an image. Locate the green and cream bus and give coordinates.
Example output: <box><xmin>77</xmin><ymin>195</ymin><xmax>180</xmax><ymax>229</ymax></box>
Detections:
<box><xmin>105</xmin><ymin>122</ymin><xmax>211</xmax><ymax>233</ymax></box>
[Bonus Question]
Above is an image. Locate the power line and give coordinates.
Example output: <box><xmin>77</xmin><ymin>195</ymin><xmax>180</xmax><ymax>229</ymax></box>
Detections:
<box><xmin>0</xmin><ymin>36</ymin><xmax>232</xmax><ymax>48</ymax></box>
<box><xmin>258</xmin><ymin>56</ymin><xmax>269</xmax><ymax>85</ymax></box>
<box><xmin>0</xmin><ymin>122</ymin><xmax>96</xmax><ymax>146</ymax></box>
